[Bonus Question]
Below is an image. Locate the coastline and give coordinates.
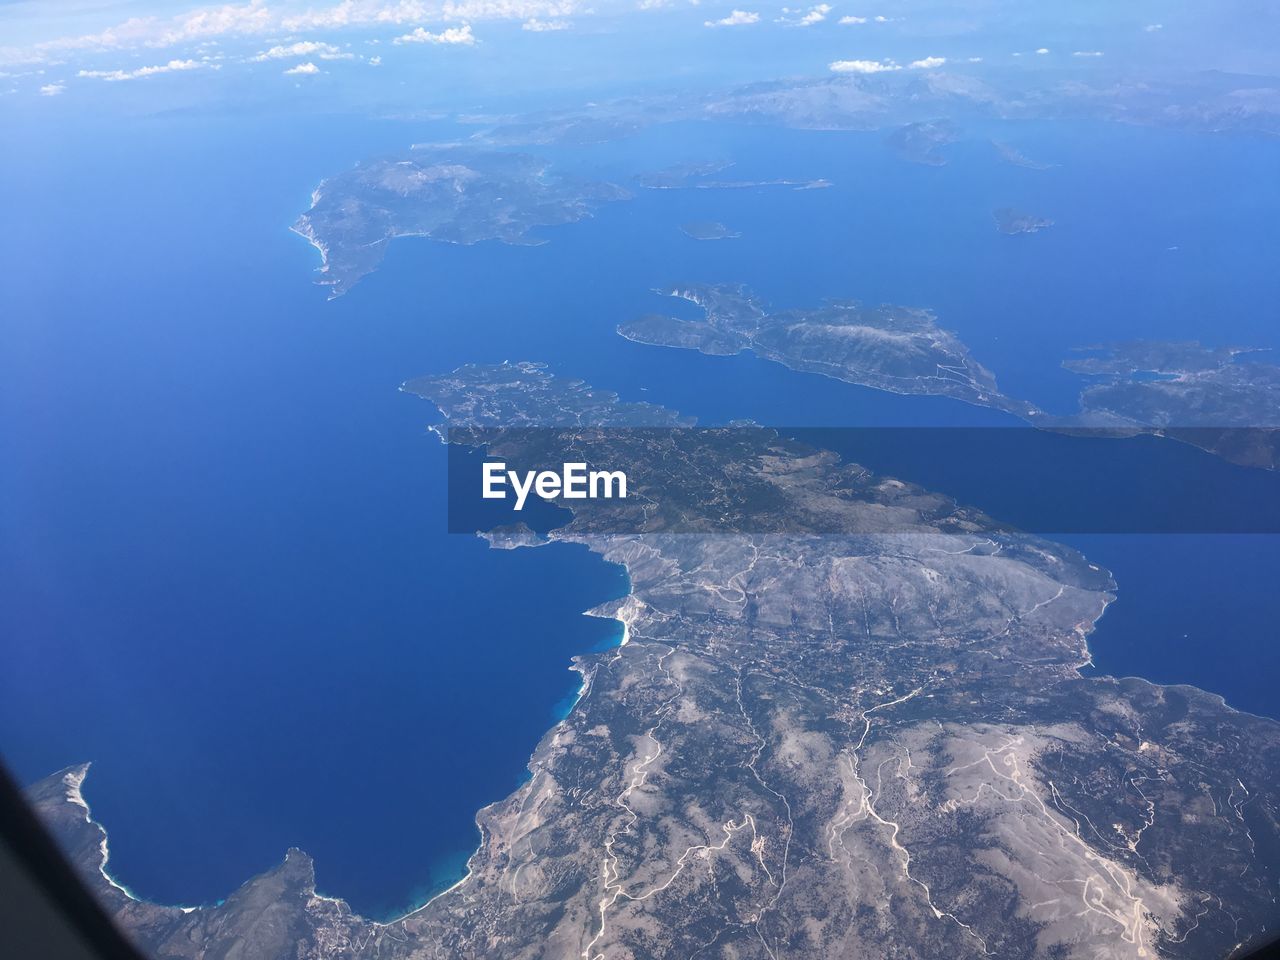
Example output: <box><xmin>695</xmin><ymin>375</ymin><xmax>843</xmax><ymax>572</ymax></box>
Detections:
<box><xmin>32</xmin><ymin>525</ymin><xmax>1280</xmax><ymax>951</ymax></box>
<box><xmin>39</xmin><ymin>535</ymin><xmax>640</xmax><ymax>930</ymax></box>
<box><xmin>62</xmin><ymin>764</ymin><xmax>200</xmax><ymax>912</ymax></box>
<box><xmin>378</xmin><ymin>553</ymin><xmax>635</xmax><ymax>925</ymax></box>
<box><xmin>28</xmin><ymin>504</ymin><xmax>1132</xmax><ymax>927</ymax></box>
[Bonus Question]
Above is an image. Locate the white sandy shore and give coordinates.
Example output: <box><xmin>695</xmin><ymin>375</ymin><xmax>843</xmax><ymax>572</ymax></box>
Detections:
<box><xmin>62</xmin><ymin>764</ymin><xmax>202</xmax><ymax>910</ymax></box>
<box><xmin>53</xmin><ymin>561</ymin><xmax>648</xmax><ymax>930</ymax></box>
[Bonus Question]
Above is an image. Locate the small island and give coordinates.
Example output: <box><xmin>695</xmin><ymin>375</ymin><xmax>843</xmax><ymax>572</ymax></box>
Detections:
<box><xmin>637</xmin><ymin>160</ymin><xmax>829</xmax><ymax>191</ymax></box>
<box><xmin>618</xmin><ymin>283</ymin><xmax>1039</xmax><ymax>417</ymax></box>
<box><xmin>885</xmin><ymin>119</ymin><xmax>961</xmax><ymax>166</ymax></box>
<box><xmin>679</xmin><ymin>220</ymin><xmax>740</xmax><ymax>241</ymax></box>
<box><xmin>994</xmin><ymin>206</ymin><xmax>1054</xmax><ymax>235</ymax></box>
<box><xmin>991</xmin><ymin>141</ymin><xmax>1054</xmax><ymax>170</ymax></box>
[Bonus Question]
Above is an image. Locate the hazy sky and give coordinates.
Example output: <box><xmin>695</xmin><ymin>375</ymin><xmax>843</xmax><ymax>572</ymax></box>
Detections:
<box><xmin>2</xmin><ymin>0</ymin><xmax>1277</xmax><ymax>110</ymax></box>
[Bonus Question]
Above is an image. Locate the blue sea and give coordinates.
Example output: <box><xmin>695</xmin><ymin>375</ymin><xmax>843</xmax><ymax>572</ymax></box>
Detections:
<box><xmin>2</xmin><ymin>106</ymin><xmax>1278</xmax><ymax>917</ymax></box>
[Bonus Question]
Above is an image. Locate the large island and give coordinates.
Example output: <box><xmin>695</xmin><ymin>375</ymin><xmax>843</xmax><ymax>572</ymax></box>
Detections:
<box><xmin>31</xmin><ymin>361</ymin><xmax>1280</xmax><ymax>959</ymax></box>
<box><xmin>292</xmin><ymin>147</ymin><xmax>630</xmax><ymax>298</ymax></box>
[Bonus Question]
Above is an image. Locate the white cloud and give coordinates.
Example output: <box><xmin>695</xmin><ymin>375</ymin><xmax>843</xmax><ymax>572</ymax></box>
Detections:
<box><xmin>795</xmin><ymin>3</ymin><xmax>832</xmax><ymax>26</ymax></box>
<box><xmin>39</xmin><ymin>82</ymin><xmax>65</xmax><ymax>95</ymax></box>
<box><xmin>9</xmin><ymin>2</ymin><xmax>273</xmax><ymax>64</ymax></box>
<box><xmin>704</xmin><ymin>9</ymin><xmax>759</xmax><ymax>26</ymax></box>
<box><xmin>164</xmin><ymin>2</ymin><xmax>273</xmax><ymax>40</ymax></box>
<box><xmin>369</xmin><ymin>54</ymin><xmax>383</xmax><ymax>64</ymax></box>
<box><xmin>2</xmin><ymin>0</ymin><xmax>575</xmax><ymax>66</ymax></box>
<box><xmin>281</xmin><ymin>0</ymin><xmax>571</xmax><ymax>30</ymax></box>
<box><xmin>1035</xmin><ymin>47</ymin><xmax>1050</xmax><ymax>54</ymax></box>
<box><xmin>838</xmin><ymin>15</ymin><xmax>866</xmax><ymax>24</ymax></box>
<box><xmin>283</xmin><ymin>60</ymin><xmax>320</xmax><ymax>74</ymax></box>
<box><xmin>252</xmin><ymin>40</ymin><xmax>350</xmax><ymax>61</ymax></box>
<box><xmin>77</xmin><ymin>58</ymin><xmax>207</xmax><ymax>81</ymax></box>
<box><xmin>522</xmin><ymin>17</ymin><xmax>570</xmax><ymax>29</ymax></box>
<box><xmin>442</xmin><ymin>0</ymin><xmax>576</xmax><ymax>18</ymax></box>
<box><xmin>284</xmin><ymin>0</ymin><xmax>421</xmax><ymax>29</ymax></box>
<box><xmin>967</xmin><ymin>56</ymin><xmax>983</xmax><ymax>62</ymax></box>
<box><xmin>1072</xmin><ymin>50</ymin><xmax>1103</xmax><ymax>57</ymax></box>
<box><xmin>908</xmin><ymin>55</ymin><xmax>945</xmax><ymax>69</ymax></box>
<box><xmin>393</xmin><ymin>23</ymin><xmax>477</xmax><ymax>43</ymax></box>
<box><xmin>1144</xmin><ymin>23</ymin><xmax>1163</xmax><ymax>32</ymax></box>
<box><xmin>829</xmin><ymin>58</ymin><xmax>899</xmax><ymax>73</ymax></box>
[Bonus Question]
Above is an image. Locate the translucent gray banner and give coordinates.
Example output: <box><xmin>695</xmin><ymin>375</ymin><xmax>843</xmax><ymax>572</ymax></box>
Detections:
<box><xmin>444</xmin><ymin>426</ymin><xmax>1280</xmax><ymax>535</ymax></box>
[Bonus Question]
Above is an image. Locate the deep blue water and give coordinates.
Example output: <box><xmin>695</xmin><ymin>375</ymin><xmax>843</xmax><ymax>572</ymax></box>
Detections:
<box><xmin>0</xmin><ymin>112</ymin><xmax>631</xmax><ymax>918</ymax></box>
<box><xmin>2</xmin><ymin>108</ymin><xmax>1278</xmax><ymax>917</ymax></box>
<box><xmin>1065</xmin><ymin>535</ymin><xmax>1280</xmax><ymax>720</ymax></box>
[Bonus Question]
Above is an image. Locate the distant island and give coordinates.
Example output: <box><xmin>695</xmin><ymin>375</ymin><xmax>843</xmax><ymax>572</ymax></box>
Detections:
<box><xmin>480</xmin><ymin>71</ymin><xmax>1280</xmax><ymax>147</ymax></box>
<box><xmin>296</xmin><ymin>147</ymin><xmax>831</xmax><ymax>298</ymax></box>
<box><xmin>680</xmin><ymin>220</ymin><xmax>740</xmax><ymax>240</ymax></box>
<box><xmin>635</xmin><ymin>159</ymin><xmax>733</xmax><ymax>189</ymax></box>
<box><xmin>618</xmin><ymin>285</ymin><xmax>1280</xmax><ymax>470</ymax></box>
<box><xmin>1056</xmin><ymin>340</ymin><xmax>1280</xmax><ymax>468</ymax></box>
<box><xmin>991</xmin><ymin>141</ymin><xmax>1054</xmax><ymax>170</ymax></box>
<box><xmin>994</xmin><ymin>206</ymin><xmax>1054</xmax><ymax>235</ymax></box>
<box><xmin>885</xmin><ymin>119</ymin><xmax>961</xmax><ymax>166</ymax></box>
<box><xmin>618</xmin><ymin>283</ymin><xmax>1040</xmax><ymax>418</ymax></box>
<box><xmin>292</xmin><ymin>146</ymin><xmax>630</xmax><ymax>298</ymax></box>
<box><xmin>637</xmin><ymin>160</ymin><xmax>830</xmax><ymax>191</ymax></box>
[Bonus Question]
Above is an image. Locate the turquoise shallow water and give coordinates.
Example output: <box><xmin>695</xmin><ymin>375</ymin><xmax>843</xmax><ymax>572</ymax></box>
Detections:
<box><xmin>1</xmin><ymin>108</ymin><xmax>1277</xmax><ymax>918</ymax></box>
